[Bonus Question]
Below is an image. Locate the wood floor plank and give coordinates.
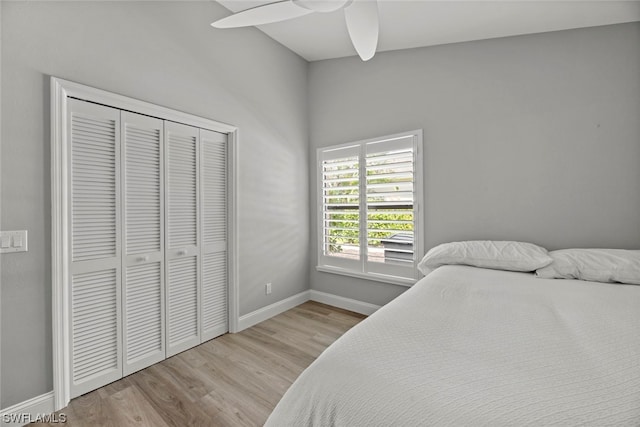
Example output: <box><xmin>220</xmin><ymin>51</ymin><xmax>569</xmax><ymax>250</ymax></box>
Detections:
<box><xmin>129</xmin><ymin>364</ymin><xmax>213</xmax><ymax>426</ymax></box>
<box><xmin>196</xmin><ymin>335</ymin><xmax>301</xmax><ymax>391</ymax></box>
<box><xmin>97</xmin><ymin>377</ymin><xmax>134</xmax><ymax>400</ymax></box>
<box><xmin>199</xmin><ymin>389</ymin><xmax>266</xmax><ymax>427</ymax></box>
<box><xmin>107</xmin><ymin>385</ymin><xmax>171</xmax><ymax>427</ymax></box>
<box><xmin>237</xmin><ymin>326</ymin><xmax>318</xmax><ymax>367</ymax></box>
<box><xmin>196</xmin><ymin>338</ymin><xmax>294</xmax><ymax>394</ymax></box>
<box><xmin>39</xmin><ymin>302</ymin><xmax>366</xmax><ymax>427</ymax></box>
<box><xmin>155</xmin><ymin>354</ymin><xmax>217</xmax><ymax>403</ymax></box>
<box><xmin>68</xmin><ymin>388</ymin><xmax>120</xmax><ymax>427</ymax></box>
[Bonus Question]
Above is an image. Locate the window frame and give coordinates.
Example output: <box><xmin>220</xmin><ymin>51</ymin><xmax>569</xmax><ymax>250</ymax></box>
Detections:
<box><xmin>316</xmin><ymin>130</ymin><xmax>424</xmax><ymax>287</ymax></box>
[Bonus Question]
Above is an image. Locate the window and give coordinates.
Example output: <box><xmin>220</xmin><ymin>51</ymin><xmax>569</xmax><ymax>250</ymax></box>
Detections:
<box><xmin>317</xmin><ymin>130</ymin><xmax>423</xmax><ymax>285</ymax></box>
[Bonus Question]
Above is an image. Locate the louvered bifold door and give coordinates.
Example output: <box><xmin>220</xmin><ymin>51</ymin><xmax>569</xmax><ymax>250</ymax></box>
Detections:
<box><xmin>165</xmin><ymin>121</ymin><xmax>201</xmax><ymax>357</ymax></box>
<box><xmin>68</xmin><ymin>99</ymin><xmax>122</xmax><ymax>398</ymax></box>
<box><xmin>121</xmin><ymin>112</ymin><xmax>165</xmax><ymax>375</ymax></box>
<box><xmin>200</xmin><ymin>129</ymin><xmax>228</xmax><ymax>342</ymax></box>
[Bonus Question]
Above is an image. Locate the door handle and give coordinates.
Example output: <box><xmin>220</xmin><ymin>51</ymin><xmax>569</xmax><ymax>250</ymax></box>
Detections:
<box><xmin>137</xmin><ymin>255</ymin><xmax>149</xmax><ymax>262</ymax></box>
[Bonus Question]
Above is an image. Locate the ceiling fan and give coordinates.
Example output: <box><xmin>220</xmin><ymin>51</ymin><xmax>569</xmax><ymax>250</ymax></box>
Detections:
<box><xmin>211</xmin><ymin>0</ymin><xmax>379</xmax><ymax>61</ymax></box>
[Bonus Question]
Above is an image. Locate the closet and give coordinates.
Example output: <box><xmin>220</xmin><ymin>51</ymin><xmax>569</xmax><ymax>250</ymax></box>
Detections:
<box><xmin>67</xmin><ymin>98</ymin><xmax>228</xmax><ymax>398</ymax></box>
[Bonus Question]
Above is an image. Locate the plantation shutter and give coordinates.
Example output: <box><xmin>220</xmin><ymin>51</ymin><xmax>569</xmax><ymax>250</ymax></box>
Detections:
<box><xmin>200</xmin><ymin>129</ymin><xmax>229</xmax><ymax>341</ymax></box>
<box><xmin>365</xmin><ymin>136</ymin><xmax>417</xmax><ymax>278</ymax></box>
<box><xmin>165</xmin><ymin>121</ymin><xmax>201</xmax><ymax>356</ymax></box>
<box><xmin>317</xmin><ymin>131</ymin><xmax>421</xmax><ymax>282</ymax></box>
<box><xmin>319</xmin><ymin>145</ymin><xmax>361</xmax><ymax>270</ymax></box>
<box><xmin>68</xmin><ymin>99</ymin><xmax>122</xmax><ymax>398</ymax></box>
<box><xmin>121</xmin><ymin>111</ymin><xmax>165</xmax><ymax>375</ymax></box>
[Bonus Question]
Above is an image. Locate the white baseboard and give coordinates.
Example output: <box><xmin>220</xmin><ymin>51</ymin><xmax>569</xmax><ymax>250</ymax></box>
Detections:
<box><xmin>236</xmin><ymin>289</ymin><xmax>381</xmax><ymax>332</ymax></box>
<box><xmin>237</xmin><ymin>290</ymin><xmax>311</xmax><ymax>331</ymax></box>
<box><xmin>0</xmin><ymin>392</ymin><xmax>55</xmax><ymax>427</ymax></box>
<box><xmin>309</xmin><ymin>290</ymin><xmax>381</xmax><ymax>315</ymax></box>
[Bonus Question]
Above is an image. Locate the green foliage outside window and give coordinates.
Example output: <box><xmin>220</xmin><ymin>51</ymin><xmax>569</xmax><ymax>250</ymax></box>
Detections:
<box><xmin>327</xmin><ymin>211</ymin><xmax>413</xmax><ymax>253</ymax></box>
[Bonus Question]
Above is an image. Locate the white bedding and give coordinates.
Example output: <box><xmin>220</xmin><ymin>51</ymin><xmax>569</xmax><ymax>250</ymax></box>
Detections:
<box><xmin>265</xmin><ymin>266</ymin><xmax>640</xmax><ymax>426</ymax></box>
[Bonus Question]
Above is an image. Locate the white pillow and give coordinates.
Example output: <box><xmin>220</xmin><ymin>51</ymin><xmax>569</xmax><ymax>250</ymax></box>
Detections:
<box><xmin>535</xmin><ymin>248</ymin><xmax>640</xmax><ymax>285</ymax></box>
<box><xmin>417</xmin><ymin>241</ymin><xmax>552</xmax><ymax>275</ymax></box>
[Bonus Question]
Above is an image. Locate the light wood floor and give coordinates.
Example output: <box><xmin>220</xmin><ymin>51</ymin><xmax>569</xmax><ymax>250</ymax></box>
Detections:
<box><xmin>38</xmin><ymin>301</ymin><xmax>366</xmax><ymax>427</ymax></box>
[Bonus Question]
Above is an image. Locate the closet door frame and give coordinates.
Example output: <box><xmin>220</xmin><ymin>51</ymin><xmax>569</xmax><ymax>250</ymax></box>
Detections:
<box><xmin>51</xmin><ymin>77</ymin><xmax>239</xmax><ymax>411</ymax></box>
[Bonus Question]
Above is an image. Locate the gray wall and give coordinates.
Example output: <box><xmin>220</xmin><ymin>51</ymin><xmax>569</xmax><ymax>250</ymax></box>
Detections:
<box><xmin>308</xmin><ymin>23</ymin><xmax>640</xmax><ymax>306</ymax></box>
<box><xmin>0</xmin><ymin>1</ymin><xmax>309</xmax><ymax>408</ymax></box>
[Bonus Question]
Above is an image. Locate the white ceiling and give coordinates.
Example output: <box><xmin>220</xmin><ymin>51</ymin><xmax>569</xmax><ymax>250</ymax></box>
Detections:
<box><xmin>215</xmin><ymin>0</ymin><xmax>640</xmax><ymax>61</ymax></box>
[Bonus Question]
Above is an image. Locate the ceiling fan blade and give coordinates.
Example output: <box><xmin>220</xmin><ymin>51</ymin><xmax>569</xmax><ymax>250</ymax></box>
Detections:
<box><xmin>344</xmin><ymin>0</ymin><xmax>379</xmax><ymax>61</ymax></box>
<box><xmin>211</xmin><ymin>0</ymin><xmax>313</xmax><ymax>29</ymax></box>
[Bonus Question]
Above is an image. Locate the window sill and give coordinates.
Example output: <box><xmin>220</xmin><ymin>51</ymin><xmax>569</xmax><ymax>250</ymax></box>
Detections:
<box><xmin>316</xmin><ymin>265</ymin><xmax>417</xmax><ymax>287</ymax></box>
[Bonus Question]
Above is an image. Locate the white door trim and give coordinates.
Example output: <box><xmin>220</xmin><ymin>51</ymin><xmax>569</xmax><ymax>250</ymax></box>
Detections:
<box><xmin>50</xmin><ymin>76</ymin><xmax>239</xmax><ymax>411</ymax></box>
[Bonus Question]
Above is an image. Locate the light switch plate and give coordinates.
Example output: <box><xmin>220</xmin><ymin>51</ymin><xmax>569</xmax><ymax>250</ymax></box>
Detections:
<box><xmin>0</xmin><ymin>230</ymin><xmax>28</xmax><ymax>253</ymax></box>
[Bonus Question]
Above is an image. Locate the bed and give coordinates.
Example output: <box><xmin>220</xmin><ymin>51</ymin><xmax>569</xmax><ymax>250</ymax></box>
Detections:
<box><xmin>266</xmin><ymin>265</ymin><xmax>640</xmax><ymax>426</ymax></box>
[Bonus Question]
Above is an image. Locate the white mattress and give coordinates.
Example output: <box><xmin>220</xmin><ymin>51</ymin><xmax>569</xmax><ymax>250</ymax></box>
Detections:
<box><xmin>266</xmin><ymin>266</ymin><xmax>640</xmax><ymax>426</ymax></box>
